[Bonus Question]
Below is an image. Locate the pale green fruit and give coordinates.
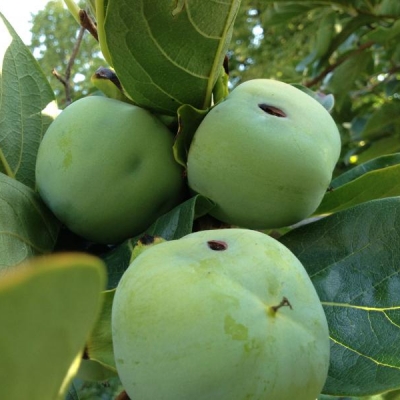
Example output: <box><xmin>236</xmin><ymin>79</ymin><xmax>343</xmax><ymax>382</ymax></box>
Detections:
<box><xmin>187</xmin><ymin>79</ymin><xmax>341</xmax><ymax>229</ymax></box>
<box><xmin>35</xmin><ymin>96</ymin><xmax>184</xmax><ymax>244</ymax></box>
<box><xmin>112</xmin><ymin>228</ymin><xmax>330</xmax><ymax>400</ymax></box>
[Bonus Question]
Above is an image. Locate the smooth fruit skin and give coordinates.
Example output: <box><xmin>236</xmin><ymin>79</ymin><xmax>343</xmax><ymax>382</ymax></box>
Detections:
<box><xmin>112</xmin><ymin>228</ymin><xmax>330</xmax><ymax>400</ymax></box>
<box><xmin>35</xmin><ymin>96</ymin><xmax>184</xmax><ymax>244</ymax></box>
<box><xmin>187</xmin><ymin>79</ymin><xmax>341</xmax><ymax>229</ymax></box>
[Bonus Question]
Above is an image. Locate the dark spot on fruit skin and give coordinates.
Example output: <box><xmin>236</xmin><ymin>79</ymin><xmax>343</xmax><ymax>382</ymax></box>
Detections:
<box><xmin>207</xmin><ymin>240</ymin><xmax>228</xmax><ymax>251</ymax></box>
<box><xmin>258</xmin><ymin>104</ymin><xmax>287</xmax><ymax>118</ymax></box>
<box><xmin>139</xmin><ymin>234</ymin><xmax>156</xmax><ymax>245</ymax></box>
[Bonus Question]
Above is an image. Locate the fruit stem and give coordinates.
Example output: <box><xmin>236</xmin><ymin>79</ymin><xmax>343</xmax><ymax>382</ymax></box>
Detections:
<box><xmin>270</xmin><ymin>297</ymin><xmax>293</xmax><ymax>313</ymax></box>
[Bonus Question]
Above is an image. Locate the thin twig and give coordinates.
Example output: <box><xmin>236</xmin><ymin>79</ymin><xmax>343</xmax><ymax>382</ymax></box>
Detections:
<box><xmin>79</xmin><ymin>9</ymin><xmax>98</xmax><ymax>41</ymax></box>
<box><xmin>53</xmin><ymin>25</ymin><xmax>86</xmax><ymax>106</ymax></box>
<box><xmin>304</xmin><ymin>41</ymin><xmax>375</xmax><ymax>88</ymax></box>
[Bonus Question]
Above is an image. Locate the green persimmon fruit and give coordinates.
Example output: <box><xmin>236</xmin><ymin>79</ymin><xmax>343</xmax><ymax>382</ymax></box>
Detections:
<box><xmin>187</xmin><ymin>79</ymin><xmax>341</xmax><ymax>229</ymax></box>
<box><xmin>35</xmin><ymin>96</ymin><xmax>184</xmax><ymax>244</ymax></box>
<box><xmin>112</xmin><ymin>228</ymin><xmax>330</xmax><ymax>400</ymax></box>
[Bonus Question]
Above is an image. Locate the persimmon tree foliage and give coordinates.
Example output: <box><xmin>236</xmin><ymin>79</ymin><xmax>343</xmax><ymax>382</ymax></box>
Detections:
<box><xmin>1</xmin><ymin>0</ymin><xmax>400</xmax><ymax>399</ymax></box>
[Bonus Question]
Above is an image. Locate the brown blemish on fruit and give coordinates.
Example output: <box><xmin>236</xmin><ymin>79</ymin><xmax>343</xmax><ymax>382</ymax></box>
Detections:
<box><xmin>258</xmin><ymin>104</ymin><xmax>287</xmax><ymax>117</ymax></box>
<box><xmin>207</xmin><ymin>240</ymin><xmax>228</xmax><ymax>251</ymax></box>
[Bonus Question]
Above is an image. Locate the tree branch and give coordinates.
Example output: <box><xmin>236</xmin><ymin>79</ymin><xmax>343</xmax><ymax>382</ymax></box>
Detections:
<box><xmin>304</xmin><ymin>41</ymin><xmax>375</xmax><ymax>88</ymax></box>
<box><xmin>79</xmin><ymin>9</ymin><xmax>98</xmax><ymax>41</ymax></box>
<box><xmin>52</xmin><ymin>25</ymin><xmax>86</xmax><ymax>106</ymax></box>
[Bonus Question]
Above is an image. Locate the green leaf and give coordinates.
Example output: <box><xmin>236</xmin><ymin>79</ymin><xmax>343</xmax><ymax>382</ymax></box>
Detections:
<box><xmin>0</xmin><ymin>253</ymin><xmax>106</xmax><ymax>400</ymax></box>
<box><xmin>290</xmin><ymin>84</ymin><xmax>335</xmax><ymax>112</ymax></box>
<box><xmin>327</xmin><ymin>51</ymin><xmax>373</xmax><ymax>108</ymax></box>
<box><xmin>262</xmin><ymin>3</ymin><xmax>316</xmax><ymax>26</ymax></box>
<box><xmin>319</xmin><ymin>387</ymin><xmax>400</xmax><ymax>399</ymax></box>
<box><xmin>361</xmin><ymin>102</ymin><xmax>400</xmax><ymax>140</ymax></box>
<box><xmin>0</xmin><ymin>173</ymin><xmax>60</xmax><ymax>270</ymax></box>
<box><xmin>313</xmin><ymin>12</ymin><xmax>336</xmax><ymax>61</ymax></box>
<box><xmin>103</xmin><ymin>194</ymin><xmax>214</xmax><ymax>289</ymax></box>
<box><xmin>104</xmin><ymin>0</ymin><xmax>241</xmax><ymax>115</ymax></box>
<box><xmin>331</xmin><ymin>154</ymin><xmax>400</xmax><ymax>189</ymax></box>
<box><xmin>314</xmin><ymin>158</ymin><xmax>400</xmax><ymax>215</ymax></box>
<box><xmin>352</xmin><ymin>136</ymin><xmax>400</xmax><ymax>166</ymax></box>
<box><xmin>85</xmin><ymin>289</ymin><xmax>117</xmax><ymax>372</ymax></box>
<box><xmin>364</xmin><ymin>20</ymin><xmax>400</xmax><ymax>44</ymax></box>
<box><xmin>0</xmin><ymin>13</ymin><xmax>57</xmax><ymax>189</ymax></box>
<box><xmin>173</xmin><ymin>104</ymin><xmax>209</xmax><ymax>167</ymax></box>
<box><xmin>317</xmin><ymin>14</ymin><xmax>378</xmax><ymax>69</ymax></box>
<box><xmin>280</xmin><ymin>197</ymin><xmax>400</xmax><ymax>397</ymax></box>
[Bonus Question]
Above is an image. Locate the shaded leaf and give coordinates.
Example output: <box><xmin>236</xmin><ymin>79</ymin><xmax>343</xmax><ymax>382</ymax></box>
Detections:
<box><xmin>0</xmin><ymin>253</ymin><xmax>106</xmax><ymax>400</ymax></box>
<box><xmin>104</xmin><ymin>0</ymin><xmax>241</xmax><ymax>115</ymax></box>
<box><xmin>327</xmin><ymin>51</ymin><xmax>373</xmax><ymax>108</ymax></box>
<box><xmin>352</xmin><ymin>136</ymin><xmax>400</xmax><ymax>166</ymax></box>
<box><xmin>0</xmin><ymin>173</ymin><xmax>60</xmax><ymax>271</ymax></box>
<box><xmin>280</xmin><ymin>197</ymin><xmax>400</xmax><ymax>397</ymax></box>
<box><xmin>0</xmin><ymin>13</ymin><xmax>57</xmax><ymax>189</ymax></box>
<box><xmin>173</xmin><ymin>104</ymin><xmax>209</xmax><ymax>167</ymax></box>
<box><xmin>291</xmin><ymin>84</ymin><xmax>335</xmax><ymax>112</ymax></box>
<box><xmin>103</xmin><ymin>194</ymin><xmax>214</xmax><ymax>289</ymax></box>
<box><xmin>85</xmin><ymin>289</ymin><xmax>117</xmax><ymax>372</ymax></box>
<box><xmin>361</xmin><ymin>102</ymin><xmax>400</xmax><ymax>140</ymax></box>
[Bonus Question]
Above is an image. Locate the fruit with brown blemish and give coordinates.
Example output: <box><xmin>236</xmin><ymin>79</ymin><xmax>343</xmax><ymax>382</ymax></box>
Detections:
<box><xmin>111</xmin><ymin>228</ymin><xmax>330</xmax><ymax>400</ymax></box>
<box><xmin>187</xmin><ymin>79</ymin><xmax>341</xmax><ymax>229</ymax></box>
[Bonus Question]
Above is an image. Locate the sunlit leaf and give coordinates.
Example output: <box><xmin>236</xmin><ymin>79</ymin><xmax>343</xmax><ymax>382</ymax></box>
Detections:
<box><xmin>0</xmin><ymin>253</ymin><xmax>106</xmax><ymax>400</ymax></box>
<box><xmin>0</xmin><ymin>13</ymin><xmax>57</xmax><ymax>189</ymax></box>
<box><xmin>104</xmin><ymin>0</ymin><xmax>241</xmax><ymax>115</ymax></box>
<box><xmin>280</xmin><ymin>197</ymin><xmax>400</xmax><ymax>397</ymax></box>
<box><xmin>315</xmin><ymin>159</ymin><xmax>400</xmax><ymax>215</ymax></box>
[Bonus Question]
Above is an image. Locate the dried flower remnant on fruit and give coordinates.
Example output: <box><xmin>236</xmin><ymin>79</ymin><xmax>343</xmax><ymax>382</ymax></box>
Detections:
<box><xmin>207</xmin><ymin>240</ymin><xmax>228</xmax><ymax>251</ymax></box>
<box><xmin>258</xmin><ymin>104</ymin><xmax>287</xmax><ymax>118</ymax></box>
<box><xmin>271</xmin><ymin>297</ymin><xmax>293</xmax><ymax>313</ymax></box>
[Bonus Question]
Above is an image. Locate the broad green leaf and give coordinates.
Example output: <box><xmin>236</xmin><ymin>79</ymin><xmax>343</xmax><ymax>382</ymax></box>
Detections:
<box><xmin>314</xmin><ymin>161</ymin><xmax>400</xmax><ymax>215</ymax></box>
<box><xmin>280</xmin><ymin>197</ymin><xmax>400</xmax><ymax>397</ymax></box>
<box><xmin>360</xmin><ymin>102</ymin><xmax>400</xmax><ymax>140</ymax></box>
<box><xmin>76</xmin><ymin>359</ymin><xmax>117</xmax><ymax>382</ymax></box>
<box><xmin>378</xmin><ymin>0</ymin><xmax>400</xmax><ymax>17</ymax></box>
<box><xmin>364</xmin><ymin>20</ymin><xmax>400</xmax><ymax>44</ymax></box>
<box><xmin>330</xmin><ymin>154</ymin><xmax>400</xmax><ymax>189</ymax></box>
<box><xmin>352</xmin><ymin>136</ymin><xmax>400</xmax><ymax>165</ymax></box>
<box><xmin>316</xmin><ymin>14</ymin><xmax>378</xmax><ymax>69</ymax></box>
<box><xmin>173</xmin><ymin>104</ymin><xmax>209</xmax><ymax>167</ymax></box>
<box><xmin>85</xmin><ymin>289</ymin><xmax>117</xmax><ymax>371</ymax></box>
<box><xmin>104</xmin><ymin>0</ymin><xmax>241</xmax><ymax>115</ymax></box>
<box><xmin>262</xmin><ymin>3</ymin><xmax>315</xmax><ymax>26</ymax></box>
<box><xmin>0</xmin><ymin>253</ymin><xmax>106</xmax><ymax>400</ymax></box>
<box><xmin>0</xmin><ymin>13</ymin><xmax>57</xmax><ymax>189</ymax></box>
<box><xmin>327</xmin><ymin>51</ymin><xmax>373</xmax><ymax>108</ymax></box>
<box><xmin>103</xmin><ymin>194</ymin><xmax>214</xmax><ymax>289</ymax></box>
<box><xmin>0</xmin><ymin>172</ymin><xmax>60</xmax><ymax>271</ymax></box>
<box><xmin>319</xmin><ymin>387</ymin><xmax>400</xmax><ymax>399</ymax></box>
<box><xmin>313</xmin><ymin>12</ymin><xmax>336</xmax><ymax>61</ymax></box>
